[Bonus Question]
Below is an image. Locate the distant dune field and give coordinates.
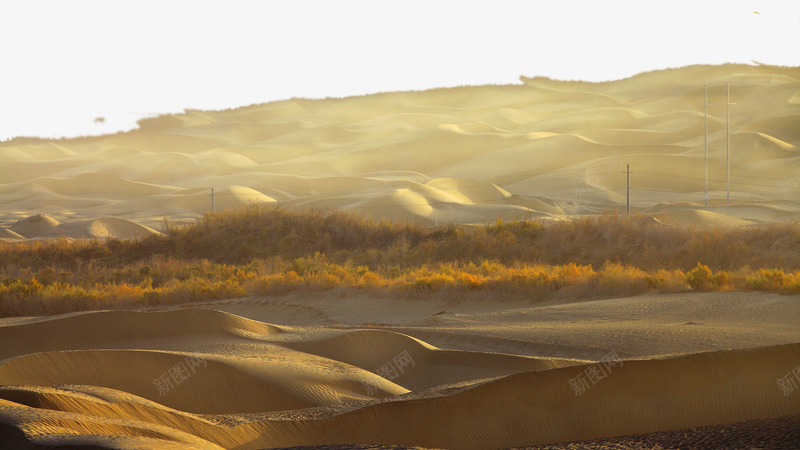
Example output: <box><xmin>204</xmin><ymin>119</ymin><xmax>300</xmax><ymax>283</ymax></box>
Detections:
<box><xmin>1</xmin><ymin>64</ymin><xmax>799</xmax><ymax>239</ymax></box>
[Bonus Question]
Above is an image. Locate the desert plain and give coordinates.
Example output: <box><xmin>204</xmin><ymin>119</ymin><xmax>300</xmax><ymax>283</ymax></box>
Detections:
<box><xmin>0</xmin><ymin>64</ymin><xmax>799</xmax><ymax>448</ymax></box>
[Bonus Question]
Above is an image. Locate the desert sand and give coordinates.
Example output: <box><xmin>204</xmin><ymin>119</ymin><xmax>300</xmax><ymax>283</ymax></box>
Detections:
<box><xmin>1</xmin><ymin>64</ymin><xmax>799</xmax><ymax>237</ymax></box>
<box><xmin>1</xmin><ymin>64</ymin><xmax>799</xmax><ymax>448</ymax></box>
<box><xmin>0</xmin><ymin>291</ymin><xmax>798</xmax><ymax>448</ymax></box>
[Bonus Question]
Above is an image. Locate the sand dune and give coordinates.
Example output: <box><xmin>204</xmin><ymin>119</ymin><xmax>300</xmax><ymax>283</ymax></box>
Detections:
<box><xmin>6</xmin><ymin>345</ymin><xmax>796</xmax><ymax>449</ymax></box>
<box><xmin>55</xmin><ymin>218</ymin><xmax>160</xmax><ymax>239</ymax></box>
<box><xmin>1</xmin><ymin>290</ymin><xmax>798</xmax><ymax>448</ymax></box>
<box><xmin>1</xmin><ymin>64</ymin><xmax>797</xmax><ymax>229</ymax></box>
<box><xmin>9</xmin><ymin>214</ymin><xmax>60</xmax><ymax>238</ymax></box>
<box><xmin>7</xmin><ymin>216</ymin><xmax>160</xmax><ymax>240</ymax></box>
<box><xmin>146</xmin><ymin>186</ymin><xmax>276</xmax><ymax>214</ymax></box>
<box><xmin>653</xmin><ymin>208</ymin><xmax>755</xmax><ymax>227</ymax></box>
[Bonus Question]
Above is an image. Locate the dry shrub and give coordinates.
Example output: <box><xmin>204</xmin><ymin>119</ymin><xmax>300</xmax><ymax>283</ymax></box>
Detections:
<box><xmin>1</xmin><ymin>205</ymin><xmax>799</xmax><ymax>317</ymax></box>
<box><xmin>247</xmin><ymin>271</ymin><xmax>302</xmax><ymax>296</ymax></box>
<box><xmin>410</xmin><ymin>271</ymin><xmax>456</xmax><ymax>293</ymax></box>
<box><xmin>645</xmin><ymin>269</ymin><xmax>690</xmax><ymax>293</ymax></box>
<box><xmin>745</xmin><ymin>269</ymin><xmax>789</xmax><ymax>291</ymax></box>
<box><xmin>555</xmin><ymin>263</ymin><xmax>594</xmax><ymax>285</ymax></box>
<box><xmin>456</xmin><ymin>272</ymin><xmax>486</xmax><ymax>290</ymax></box>
<box><xmin>782</xmin><ymin>272</ymin><xmax>800</xmax><ymax>294</ymax></box>
<box><xmin>358</xmin><ymin>271</ymin><xmax>383</xmax><ymax>289</ymax></box>
<box><xmin>595</xmin><ymin>262</ymin><xmax>650</xmax><ymax>297</ymax></box>
<box><xmin>687</xmin><ymin>263</ymin><xmax>713</xmax><ymax>291</ymax></box>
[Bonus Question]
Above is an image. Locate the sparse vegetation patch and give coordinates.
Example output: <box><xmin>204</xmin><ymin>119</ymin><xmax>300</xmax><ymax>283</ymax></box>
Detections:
<box><xmin>1</xmin><ymin>206</ymin><xmax>798</xmax><ymax>317</ymax></box>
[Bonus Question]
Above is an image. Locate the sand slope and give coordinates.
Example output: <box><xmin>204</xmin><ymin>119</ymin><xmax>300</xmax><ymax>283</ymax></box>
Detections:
<box><xmin>1</xmin><ymin>291</ymin><xmax>798</xmax><ymax>448</ymax></box>
<box><xmin>1</xmin><ymin>64</ymin><xmax>798</xmax><ymax>229</ymax></box>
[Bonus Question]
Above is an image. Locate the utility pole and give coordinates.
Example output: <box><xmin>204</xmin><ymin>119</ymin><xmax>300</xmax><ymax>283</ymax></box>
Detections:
<box><xmin>726</xmin><ymin>83</ymin><xmax>730</xmax><ymax>203</ymax></box>
<box><xmin>626</xmin><ymin>163</ymin><xmax>630</xmax><ymax>215</ymax></box>
<box><xmin>699</xmin><ymin>85</ymin><xmax>736</xmax><ymax>206</ymax></box>
<box><xmin>704</xmin><ymin>85</ymin><xmax>708</xmax><ymax>206</ymax></box>
<box><xmin>211</xmin><ymin>188</ymin><xmax>215</xmax><ymax>212</ymax></box>
<box><xmin>621</xmin><ymin>163</ymin><xmax>632</xmax><ymax>215</ymax></box>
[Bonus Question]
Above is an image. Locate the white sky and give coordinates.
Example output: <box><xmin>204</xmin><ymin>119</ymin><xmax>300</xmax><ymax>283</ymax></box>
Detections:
<box><xmin>1</xmin><ymin>0</ymin><xmax>798</xmax><ymax>140</ymax></box>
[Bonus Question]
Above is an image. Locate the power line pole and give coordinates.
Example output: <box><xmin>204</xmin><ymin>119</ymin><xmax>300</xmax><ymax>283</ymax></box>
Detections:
<box><xmin>626</xmin><ymin>163</ymin><xmax>630</xmax><ymax>215</ymax></box>
<box><xmin>621</xmin><ymin>163</ymin><xmax>632</xmax><ymax>215</ymax></box>
<box><xmin>726</xmin><ymin>83</ymin><xmax>730</xmax><ymax>203</ymax></box>
<box><xmin>704</xmin><ymin>85</ymin><xmax>708</xmax><ymax>206</ymax></box>
<box><xmin>211</xmin><ymin>188</ymin><xmax>215</xmax><ymax>212</ymax></box>
<box><xmin>699</xmin><ymin>85</ymin><xmax>736</xmax><ymax>206</ymax></box>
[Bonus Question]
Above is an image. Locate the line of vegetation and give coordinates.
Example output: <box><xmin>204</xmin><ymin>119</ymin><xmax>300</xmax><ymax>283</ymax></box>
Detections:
<box><xmin>1</xmin><ymin>205</ymin><xmax>798</xmax><ymax>317</ymax></box>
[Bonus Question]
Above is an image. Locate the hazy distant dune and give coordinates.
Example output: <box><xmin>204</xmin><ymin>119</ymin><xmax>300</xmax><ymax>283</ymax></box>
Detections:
<box><xmin>1</xmin><ymin>64</ymin><xmax>798</xmax><ymax>229</ymax></box>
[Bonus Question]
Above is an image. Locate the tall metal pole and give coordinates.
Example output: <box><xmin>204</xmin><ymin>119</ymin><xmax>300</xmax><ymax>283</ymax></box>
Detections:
<box><xmin>726</xmin><ymin>83</ymin><xmax>730</xmax><ymax>203</ymax></box>
<box><xmin>211</xmin><ymin>188</ymin><xmax>215</xmax><ymax>212</ymax></box>
<box><xmin>704</xmin><ymin>84</ymin><xmax>708</xmax><ymax>206</ymax></box>
<box><xmin>699</xmin><ymin>84</ymin><xmax>738</xmax><ymax>205</ymax></box>
<box><xmin>626</xmin><ymin>163</ymin><xmax>630</xmax><ymax>215</ymax></box>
